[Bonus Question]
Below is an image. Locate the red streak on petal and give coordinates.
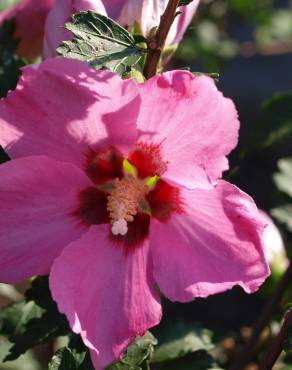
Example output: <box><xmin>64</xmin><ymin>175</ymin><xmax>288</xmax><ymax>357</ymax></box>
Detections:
<box><xmin>147</xmin><ymin>179</ymin><xmax>184</xmax><ymax>222</ymax></box>
<box><xmin>85</xmin><ymin>147</ymin><xmax>124</xmax><ymax>184</ymax></box>
<box><xmin>110</xmin><ymin>212</ymin><xmax>150</xmax><ymax>250</ymax></box>
<box><xmin>128</xmin><ymin>142</ymin><xmax>167</xmax><ymax>179</ymax></box>
<box><xmin>74</xmin><ymin>187</ymin><xmax>109</xmax><ymax>225</ymax></box>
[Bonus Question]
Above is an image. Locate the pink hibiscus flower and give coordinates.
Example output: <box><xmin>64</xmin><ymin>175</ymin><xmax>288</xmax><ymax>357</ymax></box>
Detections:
<box><xmin>118</xmin><ymin>0</ymin><xmax>200</xmax><ymax>45</ymax></box>
<box><xmin>0</xmin><ymin>0</ymin><xmax>54</xmax><ymax>60</ymax></box>
<box><xmin>43</xmin><ymin>0</ymin><xmax>200</xmax><ymax>58</ymax></box>
<box><xmin>0</xmin><ymin>58</ymin><xmax>269</xmax><ymax>369</ymax></box>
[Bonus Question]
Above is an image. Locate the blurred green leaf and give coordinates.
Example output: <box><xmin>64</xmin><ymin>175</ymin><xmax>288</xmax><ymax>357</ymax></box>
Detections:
<box><xmin>0</xmin><ymin>0</ymin><xmax>19</xmax><ymax>12</ymax></box>
<box><xmin>0</xmin><ymin>339</ymin><xmax>42</xmax><ymax>370</ymax></box>
<box><xmin>259</xmin><ymin>92</ymin><xmax>292</xmax><ymax>148</ymax></box>
<box><xmin>284</xmin><ymin>327</ymin><xmax>292</xmax><ymax>355</ymax></box>
<box><xmin>278</xmin><ymin>362</ymin><xmax>292</xmax><ymax>370</ymax></box>
<box><xmin>0</xmin><ymin>19</ymin><xmax>25</xmax><ymax>98</ymax></box>
<box><xmin>0</xmin><ymin>284</ymin><xmax>22</xmax><ymax>302</ymax></box>
<box><xmin>152</xmin><ymin>322</ymin><xmax>213</xmax><ymax>364</ymax></box>
<box><xmin>274</xmin><ymin>158</ymin><xmax>292</xmax><ymax>198</ymax></box>
<box><xmin>0</xmin><ymin>277</ymin><xmax>69</xmax><ymax>362</ymax></box>
<box><xmin>230</xmin><ymin>0</ymin><xmax>273</xmax><ymax>24</ymax></box>
<box><xmin>272</xmin><ymin>157</ymin><xmax>292</xmax><ymax>235</ymax></box>
<box><xmin>152</xmin><ymin>351</ymin><xmax>223</xmax><ymax>370</ymax></box>
<box><xmin>176</xmin><ymin>20</ymin><xmax>238</xmax><ymax>70</ymax></box>
<box><xmin>179</xmin><ymin>0</ymin><xmax>195</xmax><ymax>5</ymax></box>
<box><xmin>256</xmin><ymin>10</ymin><xmax>292</xmax><ymax>45</ymax></box>
<box><xmin>57</xmin><ymin>11</ymin><xmax>143</xmax><ymax>76</ymax></box>
<box><xmin>0</xmin><ymin>301</ymin><xmax>43</xmax><ymax>339</ymax></box>
<box><xmin>271</xmin><ymin>205</ymin><xmax>292</xmax><ymax>233</ymax></box>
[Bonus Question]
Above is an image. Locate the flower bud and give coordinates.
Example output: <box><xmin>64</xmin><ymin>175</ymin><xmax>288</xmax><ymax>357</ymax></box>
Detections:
<box><xmin>118</xmin><ymin>0</ymin><xmax>200</xmax><ymax>46</ymax></box>
<box><xmin>43</xmin><ymin>0</ymin><xmax>106</xmax><ymax>59</ymax></box>
<box><xmin>260</xmin><ymin>210</ymin><xmax>288</xmax><ymax>274</ymax></box>
<box><xmin>43</xmin><ymin>0</ymin><xmax>200</xmax><ymax>59</ymax></box>
<box><xmin>0</xmin><ymin>0</ymin><xmax>54</xmax><ymax>60</ymax></box>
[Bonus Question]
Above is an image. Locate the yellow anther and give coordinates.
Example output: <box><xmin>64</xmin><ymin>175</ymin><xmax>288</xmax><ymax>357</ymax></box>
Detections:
<box><xmin>123</xmin><ymin>159</ymin><xmax>137</xmax><ymax>177</ymax></box>
<box><xmin>146</xmin><ymin>175</ymin><xmax>159</xmax><ymax>188</ymax></box>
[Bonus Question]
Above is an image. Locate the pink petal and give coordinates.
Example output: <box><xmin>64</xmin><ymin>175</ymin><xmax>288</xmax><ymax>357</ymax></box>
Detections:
<box><xmin>0</xmin><ymin>155</ymin><xmax>91</xmax><ymax>283</ymax></box>
<box><xmin>0</xmin><ymin>58</ymin><xmax>139</xmax><ymax>168</ymax></box>
<box><xmin>119</xmin><ymin>1</ymin><xmax>167</xmax><ymax>39</ymax></box>
<box><xmin>138</xmin><ymin>71</ymin><xmax>239</xmax><ymax>189</ymax></box>
<box><xmin>170</xmin><ymin>0</ymin><xmax>200</xmax><ymax>45</ymax></box>
<box><xmin>0</xmin><ymin>0</ymin><xmax>54</xmax><ymax>60</ymax></box>
<box><xmin>119</xmin><ymin>0</ymin><xmax>159</xmax><ymax>36</ymax></box>
<box><xmin>150</xmin><ymin>180</ymin><xmax>270</xmax><ymax>302</ymax></box>
<box><xmin>50</xmin><ymin>225</ymin><xmax>161</xmax><ymax>369</ymax></box>
<box><xmin>43</xmin><ymin>0</ymin><xmax>107</xmax><ymax>59</ymax></box>
<box><xmin>103</xmin><ymin>0</ymin><xmax>126</xmax><ymax>20</ymax></box>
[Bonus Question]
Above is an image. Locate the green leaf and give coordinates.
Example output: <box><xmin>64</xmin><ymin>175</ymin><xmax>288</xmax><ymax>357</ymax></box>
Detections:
<box><xmin>257</xmin><ymin>92</ymin><xmax>292</xmax><ymax>148</ymax></box>
<box><xmin>0</xmin><ymin>277</ymin><xmax>70</xmax><ymax>361</ymax></box>
<box><xmin>274</xmin><ymin>157</ymin><xmax>292</xmax><ymax>198</ymax></box>
<box><xmin>149</xmin><ymin>322</ymin><xmax>221</xmax><ymax>370</ymax></box>
<box><xmin>107</xmin><ymin>332</ymin><xmax>157</xmax><ymax>369</ymax></box>
<box><xmin>271</xmin><ymin>205</ymin><xmax>292</xmax><ymax>233</ymax></box>
<box><xmin>151</xmin><ymin>323</ymin><xmax>213</xmax><ymax>364</ymax></box>
<box><xmin>55</xmin><ymin>333</ymin><xmax>157</xmax><ymax>370</ymax></box>
<box><xmin>66</xmin><ymin>334</ymin><xmax>94</xmax><ymax>369</ymax></box>
<box><xmin>57</xmin><ymin>11</ymin><xmax>144</xmax><ymax>76</ymax></box>
<box><xmin>48</xmin><ymin>348</ymin><xmax>77</xmax><ymax>370</ymax></box>
<box><xmin>122</xmin><ymin>332</ymin><xmax>157</xmax><ymax>367</ymax></box>
<box><xmin>48</xmin><ymin>336</ymin><xmax>95</xmax><ymax>370</ymax></box>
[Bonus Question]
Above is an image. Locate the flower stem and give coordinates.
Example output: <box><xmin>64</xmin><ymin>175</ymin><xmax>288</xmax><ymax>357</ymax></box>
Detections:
<box><xmin>259</xmin><ymin>308</ymin><xmax>292</xmax><ymax>370</ymax></box>
<box><xmin>229</xmin><ymin>262</ymin><xmax>292</xmax><ymax>370</ymax></box>
<box><xmin>143</xmin><ymin>0</ymin><xmax>180</xmax><ymax>79</ymax></box>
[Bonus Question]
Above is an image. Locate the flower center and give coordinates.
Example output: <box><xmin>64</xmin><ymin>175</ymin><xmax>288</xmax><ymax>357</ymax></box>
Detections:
<box><xmin>107</xmin><ymin>176</ymin><xmax>146</xmax><ymax>236</ymax></box>
<box><xmin>77</xmin><ymin>144</ymin><xmax>184</xmax><ymax>248</ymax></box>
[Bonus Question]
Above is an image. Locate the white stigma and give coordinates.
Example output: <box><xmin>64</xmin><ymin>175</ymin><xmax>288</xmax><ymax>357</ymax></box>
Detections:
<box><xmin>107</xmin><ymin>177</ymin><xmax>146</xmax><ymax>236</ymax></box>
<box><xmin>111</xmin><ymin>218</ymin><xmax>128</xmax><ymax>236</ymax></box>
